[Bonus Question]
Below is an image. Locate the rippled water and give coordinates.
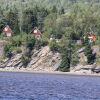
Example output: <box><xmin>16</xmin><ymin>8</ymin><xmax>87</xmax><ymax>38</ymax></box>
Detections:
<box><xmin>0</xmin><ymin>72</ymin><xmax>100</xmax><ymax>100</ymax></box>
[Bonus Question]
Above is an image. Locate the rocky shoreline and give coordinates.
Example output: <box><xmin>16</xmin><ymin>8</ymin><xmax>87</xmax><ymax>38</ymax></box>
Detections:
<box><xmin>0</xmin><ymin>46</ymin><xmax>61</xmax><ymax>72</ymax></box>
<box><xmin>0</xmin><ymin>45</ymin><xmax>100</xmax><ymax>75</ymax></box>
<box><xmin>0</xmin><ymin>68</ymin><xmax>100</xmax><ymax>77</ymax></box>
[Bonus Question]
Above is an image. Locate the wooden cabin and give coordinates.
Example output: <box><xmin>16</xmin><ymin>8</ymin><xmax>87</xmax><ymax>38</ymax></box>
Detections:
<box><xmin>88</xmin><ymin>34</ymin><xmax>96</xmax><ymax>42</ymax></box>
<box><xmin>82</xmin><ymin>30</ymin><xmax>96</xmax><ymax>42</ymax></box>
<box><xmin>30</xmin><ymin>27</ymin><xmax>42</xmax><ymax>39</ymax></box>
<box><xmin>2</xmin><ymin>25</ymin><xmax>12</xmax><ymax>37</ymax></box>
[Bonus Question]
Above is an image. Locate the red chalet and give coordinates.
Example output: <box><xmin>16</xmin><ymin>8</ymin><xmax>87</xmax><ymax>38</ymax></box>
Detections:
<box><xmin>30</xmin><ymin>27</ymin><xmax>42</xmax><ymax>39</ymax></box>
<box><xmin>82</xmin><ymin>29</ymin><xmax>96</xmax><ymax>43</ymax></box>
<box><xmin>2</xmin><ymin>25</ymin><xmax>12</xmax><ymax>37</ymax></box>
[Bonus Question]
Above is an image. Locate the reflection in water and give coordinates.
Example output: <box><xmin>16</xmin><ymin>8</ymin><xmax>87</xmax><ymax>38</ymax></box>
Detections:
<box><xmin>0</xmin><ymin>72</ymin><xmax>100</xmax><ymax>100</ymax></box>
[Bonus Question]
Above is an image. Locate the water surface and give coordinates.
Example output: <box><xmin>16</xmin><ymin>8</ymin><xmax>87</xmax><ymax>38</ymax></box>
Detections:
<box><xmin>0</xmin><ymin>72</ymin><xmax>100</xmax><ymax>100</ymax></box>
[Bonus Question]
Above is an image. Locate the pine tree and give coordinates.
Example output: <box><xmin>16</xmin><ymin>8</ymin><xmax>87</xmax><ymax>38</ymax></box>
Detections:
<box><xmin>59</xmin><ymin>7</ymin><xmax>65</xmax><ymax>15</ymax></box>
<box><xmin>13</xmin><ymin>20</ymin><xmax>20</xmax><ymax>35</ymax></box>
<box><xmin>84</xmin><ymin>44</ymin><xmax>96</xmax><ymax>64</ymax></box>
<box><xmin>59</xmin><ymin>39</ymin><xmax>74</xmax><ymax>72</ymax></box>
<box><xmin>84</xmin><ymin>35</ymin><xmax>96</xmax><ymax>64</ymax></box>
<box><xmin>52</xmin><ymin>5</ymin><xmax>57</xmax><ymax>13</ymax></box>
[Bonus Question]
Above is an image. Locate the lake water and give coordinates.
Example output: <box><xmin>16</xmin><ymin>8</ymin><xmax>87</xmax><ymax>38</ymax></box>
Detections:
<box><xmin>0</xmin><ymin>72</ymin><xmax>100</xmax><ymax>100</ymax></box>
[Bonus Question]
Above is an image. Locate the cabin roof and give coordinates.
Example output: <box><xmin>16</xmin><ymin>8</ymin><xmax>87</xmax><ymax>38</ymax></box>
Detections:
<box><xmin>30</xmin><ymin>27</ymin><xmax>42</xmax><ymax>35</ymax></box>
<box><xmin>3</xmin><ymin>25</ymin><xmax>12</xmax><ymax>33</ymax></box>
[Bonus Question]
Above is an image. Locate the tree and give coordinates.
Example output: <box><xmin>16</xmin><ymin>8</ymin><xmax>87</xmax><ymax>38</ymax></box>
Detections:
<box><xmin>13</xmin><ymin>20</ymin><xmax>20</xmax><ymax>35</ymax></box>
<box><xmin>59</xmin><ymin>38</ymin><xmax>75</xmax><ymax>72</ymax></box>
<box><xmin>51</xmin><ymin>5</ymin><xmax>57</xmax><ymax>13</ymax></box>
<box><xmin>59</xmin><ymin>49</ymin><xmax>71</xmax><ymax>72</ymax></box>
<box><xmin>37</xmin><ymin>7</ymin><xmax>49</xmax><ymax>31</ymax></box>
<box><xmin>6</xmin><ymin>9</ymin><xmax>19</xmax><ymax>31</ymax></box>
<box><xmin>49</xmin><ymin>39</ymin><xmax>58</xmax><ymax>52</ymax></box>
<box><xmin>43</xmin><ymin>13</ymin><xmax>57</xmax><ymax>39</ymax></box>
<box><xmin>84</xmin><ymin>43</ymin><xmax>96</xmax><ymax>65</ymax></box>
<box><xmin>0</xmin><ymin>7</ymin><xmax>6</xmax><ymax>34</ymax></box>
<box><xmin>22</xmin><ymin>7</ymin><xmax>38</xmax><ymax>33</ymax></box>
<box><xmin>59</xmin><ymin>7</ymin><xmax>65</xmax><ymax>15</ymax></box>
<box><xmin>83</xmin><ymin>34</ymin><xmax>96</xmax><ymax>64</ymax></box>
<box><xmin>56</xmin><ymin>14</ymin><xmax>73</xmax><ymax>39</ymax></box>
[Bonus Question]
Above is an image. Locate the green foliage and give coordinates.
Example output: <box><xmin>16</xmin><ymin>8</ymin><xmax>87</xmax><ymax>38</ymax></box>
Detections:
<box><xmin>3</xmin><ymin>35</ymin><xmax>22</xmax><ymax>58</ymax></box>
<box><xmin>84</xmin><ymin>44</ymin><xmax>96</xmax><ymax>65</ymax></box>
<box><xmin>16</xmin><ymin>47</ymin><xmax>22</xmax><ymax>53</ymax></box>
<box><xmin>43</xmin><ymin>13</ymin><xmax>57</xmax><ymax>39</ymax></box>
<box><xmin>71</xmin><ymin>53</ymin><xmax>79</xmax><ymax>67</ymax></box>
<box><xmin>82</xmin><ymin>34</ymin><xmax>89</xmax><ymax>46</ymax></box>
<box><xmin>0</xmin><ymin>33</ymin><xmax>5</xmax><ymax>40</ymax></box>
<box><xmin>59</xmin><ymin>49</ymin><xmax>70</xmax><ymax>72</ymax></box>
<box><xmin>35</xmin><ymin>39</ymin><xmax>42</xmax><ymax>50</ymax></box>
<box><xmin>25</xmin><ymin>34</ymin><xmax>35</xmax><ymax>50</ymax></box>
<box><xmin>21</xmin><ymin>54</ymin><xmax>30</xmax><ymax>66</ymax></box>
<box><xmin>0</xmin><ymin>0</ymin><xmax>100</xmax><ymax>11</ymax></box>
<box><xmin>41</xmin><ymin>39</ymin><xmax>48</xmax><ymax>47</ymax></box>
<box><xmin>34</xmin><ymin>39</ymin><xmax>48</xmax><ymax>50</ymax></box>
<box><xmin>13</xmin><ymin>20</ymin><xmax>20</xmax><ymax>35</ymax></box>
<box><xmin>59</xmin><ymin>7</ymin><xmax>65</xmax><ymax>15</ymax></box>
<box><xmin>95</xmin><ymin>36</ymin><xmax>100</xmax><ymax>46</ymax></box>
<box><xmin>21</xmin><ymin>33</ymin><xmax>28</xmax><ymax>45</ymax></box>
<box><xmin>49</xmin><ymin>39</ymin><xmax>58</xmax><ymax>52</ymax></box>
<box><xmin>10</xmin><ymin>35</ymin><xmax>21</xmax><ymax>47</ymax></box>
<box><xmin>21</xmin><ymin>34</ymin><xmax>35</xmax><ymax>67</ymax></box>
<box><xmin>22</xmin><ymin>8</ymin><xmax>38</xmax><ymax>33</ymax></box>
<box><xmin>6</xmin><ymin>9</ymin><xmax>19</xmax><ymax>32</ymax></box>
<box><xmin>4</xmin><ymin>43</ymin><xmax>12</xmax><ymax>58</ymax></box>
<box><xmin>59</xmin><ymin>38</ymin><xmax>77</xmax><ymax>72</ymax></box>
<box><xmin>83</xmin><ymin>34</ymin><xmax>96</xmax><ymax>64</ymax></box>
<box><xmin>51</xmin><ymin>5</ymin><xmax>57</xmax><ymax>14</ymax></box>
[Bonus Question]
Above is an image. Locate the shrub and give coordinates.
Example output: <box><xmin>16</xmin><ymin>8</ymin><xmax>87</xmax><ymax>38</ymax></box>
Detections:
<box><xmin>21</xmin><ymin>33</ymin><xmax>28</xmax><ymax>45</ymax></box>
<box><xmin>0</xmin><ymin>33</ymin><xmax>5</xmax><ymax>40</ymax></box>
<box><xmin>16</xmin><ymin>47</ymin><xmax>22</xmax><ymax>53</ymax></box>
<box><xmin>35</xmin><ymin>39</ymin><xmax>42</xmax><ymax>50</ymax></box>
<box><xmin>25</xmin><ymin>35</ymin><xmax>35</xmax><ymax>50</ymax></box>
<box><xmin>4</xmin><ymin>43</ymin><xmax>12</xmax><ymax>58</ymax></box>
<box><xmin>10</xmin><ymin>35</ymin><xmax>21</xmax><ymax>47</ymax></box>
<box><xmin>49</xmin><ymin>39</ymin><xmax>58</xmax><ymax>52</ymax></box>
<box><xmin>21</xmin><ymin>54</ymin><xmax>30</xmax><ymax>67</ymax></box>
<box><xmin>71</xmin><ymin>53</ymin><xmax>79</xmax><ymax>67</ymax></box>
<box><xmin>41</xmin><ymin>39</ymin><xmax>48</xmax><ymax>47</ymax></box>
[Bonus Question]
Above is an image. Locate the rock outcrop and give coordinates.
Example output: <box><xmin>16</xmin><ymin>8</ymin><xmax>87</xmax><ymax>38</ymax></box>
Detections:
<box><xmin>0</xmin><ymin>44</ymin><xmax>99</xmax><ymax>74</ymax></box>
<box><xmin>0</xmin><ymin>53</ymin><xmax>23</xmax><ymax>68</ymax></box>
<box><xmin>27</xmin><ymin>46</ymin><xmax>61</xmax><ymax>72</ymax></box>
<box><xmin>0</xmin><ymin>46</ymin><xmax>61</xmax><ymax>72</ymax></box>
<box><xmin>70</xmin><ymin>45</ymin><xmax>100</xmax><ymax>74</ymax></box>
<box><xmin>70</xmin><ymin>64</ymin><xmax>100</xmax><ymax>74</ymax></box>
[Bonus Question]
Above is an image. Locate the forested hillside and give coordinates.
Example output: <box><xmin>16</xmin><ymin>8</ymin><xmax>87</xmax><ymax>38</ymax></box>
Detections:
<box><xmin>0</xmin><ymin>0</ymin><xmax>100</xmax><ymax>72</ymax></box>
<box><xmin>0</xmin><ymin>0</ymin><xmax>100</xmax><ymax>10</ymax></box>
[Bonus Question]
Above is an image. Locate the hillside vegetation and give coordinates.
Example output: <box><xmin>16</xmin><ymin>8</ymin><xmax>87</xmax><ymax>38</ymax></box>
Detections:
<box><xmin>0</xmin><ymin>0</ymin><xmax>100</xmax><ymax>10</ymax></box>
<box><xmin>0</xmin><ymin>0</ymin><xmax>100</xmax><ymax>72</ymax></box>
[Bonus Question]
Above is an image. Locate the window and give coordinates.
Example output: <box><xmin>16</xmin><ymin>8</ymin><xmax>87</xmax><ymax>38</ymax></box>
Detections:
<box><xmin>5</xmin><ymin>27</ymin><xmax>8</xmax><ymax>31</ymax></box>
<box><xmin>6</xmin><ymin>33</ymin><xmax>11</xmax><ymax>37</ymax></box>
<box><xmin>36</xmin><ymin>35</ymin><xmax>40</xmax><ymax>39</ymax></box>
<box><xmin>34</xmin><ymin>30</ymin><xmax>37</xmax><ymax>33</ymax></box>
